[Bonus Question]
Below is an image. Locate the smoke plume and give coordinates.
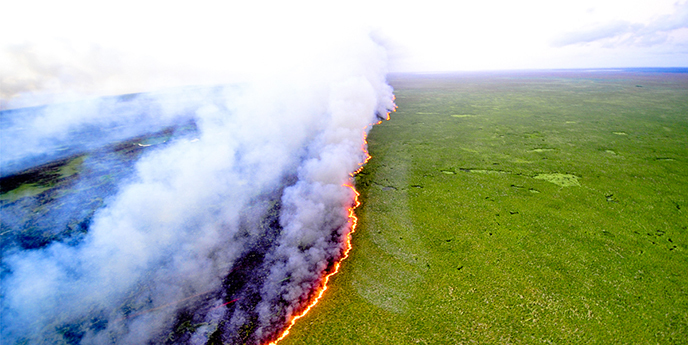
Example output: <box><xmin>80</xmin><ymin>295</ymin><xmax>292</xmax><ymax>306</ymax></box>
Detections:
<box><xmin>0</xmin><ymin>10</ymin><xmax>395</xmax><ymax>344</ymax></box>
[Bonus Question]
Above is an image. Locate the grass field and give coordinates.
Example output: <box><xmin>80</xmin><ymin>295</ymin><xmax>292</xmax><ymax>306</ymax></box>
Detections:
<box><xmin>280</xmin><ymin>71</ymin><xmax>688</xmax><ymax>344</ymax></box>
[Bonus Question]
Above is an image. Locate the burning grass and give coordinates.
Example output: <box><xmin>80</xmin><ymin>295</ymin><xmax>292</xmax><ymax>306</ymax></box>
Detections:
<box><xmin>277</xmin><ymin>70</ymin><xmax>688</xmax><ymax>344</ymax></box>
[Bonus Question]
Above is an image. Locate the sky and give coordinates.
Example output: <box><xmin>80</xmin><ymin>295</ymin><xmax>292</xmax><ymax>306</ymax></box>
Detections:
<box><xmin>383</xmin><ymin>0</ymin><xmax>688</xmax><ymax>72</ymax></box>
<box><xmin>1</xmin><ymin>0</ymin><xmax>687</xmax><ymax>107</ymax></box>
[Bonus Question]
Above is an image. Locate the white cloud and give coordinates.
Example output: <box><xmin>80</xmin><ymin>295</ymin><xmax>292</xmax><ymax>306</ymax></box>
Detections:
<box><xmin>551</xmin><ymin>1</ymin><xmax>688</xmax><ymax>48</ymax></box>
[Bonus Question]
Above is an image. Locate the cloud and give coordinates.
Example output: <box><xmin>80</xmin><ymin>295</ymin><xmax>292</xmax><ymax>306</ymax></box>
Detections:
<box><xmin>551</xmin><ymin>21</ymin><xmax>639</xmax><ymax>47</ymax></box>
<box><xmin>551</xmin><ymin>1</ymin><xmax>688</xmax><ymax>48</ymax></box>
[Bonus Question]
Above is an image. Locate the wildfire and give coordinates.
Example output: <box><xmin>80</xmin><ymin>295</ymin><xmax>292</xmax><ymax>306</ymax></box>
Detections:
<box><xmin>266</xmin><ymin>104</ymin><xmax>395</xmax><ymax>345</ymax></box>
<box><xmin>352</xmin><ymin>107</ymin><xmax>396</xmax><ymax>176</ymax></box>
<box><xmin>352</xmin><ymin>134</ymin><xmax>373</xmax><ymax>176</ymax></box>
<box><xmin>267</xmin><ymin>184</ymin><xmax>360</xmax><ymax>345</ymax></box>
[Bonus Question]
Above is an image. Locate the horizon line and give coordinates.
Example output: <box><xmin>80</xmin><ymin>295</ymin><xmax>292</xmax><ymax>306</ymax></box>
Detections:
<box><xmin>389</xmin><ymin>67</ymin><xmax>688</xmax><ymax>76</ymax></box>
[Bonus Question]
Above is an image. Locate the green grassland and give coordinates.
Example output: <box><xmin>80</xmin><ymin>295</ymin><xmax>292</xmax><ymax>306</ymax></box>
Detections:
<box><xmin>280</xmin><ymin>71</ymin><xmax>688</xmax><ymax>344</ymax></box>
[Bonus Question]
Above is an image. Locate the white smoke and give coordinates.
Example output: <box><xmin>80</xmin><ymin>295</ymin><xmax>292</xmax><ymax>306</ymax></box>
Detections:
<box><xmin>1</xmin><ymin>12</ymin><xmax>394</xmax><ymax>344</ymax></box>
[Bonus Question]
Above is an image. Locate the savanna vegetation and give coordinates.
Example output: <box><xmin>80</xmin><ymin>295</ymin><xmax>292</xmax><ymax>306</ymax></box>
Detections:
<box><xmin>280</xmin><ymin>71</ymin><xmax>688</xmax><ymax>344</ymax></box>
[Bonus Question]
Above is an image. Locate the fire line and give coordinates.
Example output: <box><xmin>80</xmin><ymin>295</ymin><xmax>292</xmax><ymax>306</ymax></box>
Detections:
<box><xmin>266</xmin><ymin>182</ymin><xmax>361</xmax><ymax>345</ymax></box>
<box><xmin>266</xmin><ymin>107</ymin><xmax>394</xmax><ymax>345</ymax></box>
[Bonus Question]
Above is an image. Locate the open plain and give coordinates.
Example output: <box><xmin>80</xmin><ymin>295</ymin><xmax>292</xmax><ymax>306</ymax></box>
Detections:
<box><xmin>281</xmin><ymin>70</ymin><xmax>688</xmax><ymax>344</ymax></box>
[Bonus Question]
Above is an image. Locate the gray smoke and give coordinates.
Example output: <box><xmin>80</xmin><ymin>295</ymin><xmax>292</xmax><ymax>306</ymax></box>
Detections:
<box><xmin>0</xmin><ymin>28</ymin><xmax>395</xmax><ymax>344</ymax></box>
<box><xmin>0</xmin><ymin>87</ymin><xmax>210</xmax><ymax>175</ymax></box>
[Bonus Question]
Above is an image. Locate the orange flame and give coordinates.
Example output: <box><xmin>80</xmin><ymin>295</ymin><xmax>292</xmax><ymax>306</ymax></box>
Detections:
<box><xmin>352</xmin><ymin>105</ymin><xmax>396</xmax><ymax>176</ymax></box>
<box><xmin>266</xmin><ymin>102</ymin><xmax>395</xmax><ymax>345</ymax></box>
<box><xmin>352</xmin><ymin>133</ymin><xmax>372</xmax><ymax>176</ymax></box>
<box><xmin>267</xmin><ymin>185</ymin><xmax>360</xmax><ymax>345</ymax></box>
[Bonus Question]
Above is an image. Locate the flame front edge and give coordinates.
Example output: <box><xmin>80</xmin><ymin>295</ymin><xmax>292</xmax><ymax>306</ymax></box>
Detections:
<box><xmin>266</xmin><ymin>103</ymin><xmax>396</xmax><ymax>344</ymax></box>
